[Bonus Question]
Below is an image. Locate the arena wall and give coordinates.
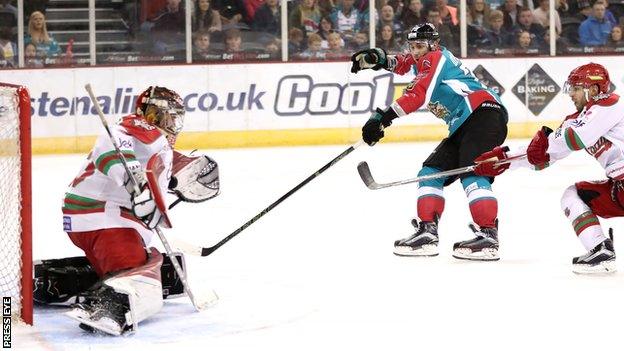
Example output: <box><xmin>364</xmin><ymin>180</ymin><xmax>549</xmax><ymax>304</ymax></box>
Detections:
<box><xmin>3</xmin><ymin>56</ymin><xmax>621</xmax><ymax>154</ymax></box>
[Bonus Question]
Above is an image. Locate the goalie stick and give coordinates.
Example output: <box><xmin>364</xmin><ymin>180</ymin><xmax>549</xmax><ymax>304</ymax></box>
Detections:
<box><xmin>84</xmin><ymin>84</ymin><xmax>217</xmax><ymax>311</ymax></box>
<box><xmin>173</xmin><ymin>141</ymin><xmax>364</xmax><ymax>257</ymax></box>
<box><xmin>357</xmin><ymin>154</ymin><xmax>526</xmax><ymax>190</ymax></box>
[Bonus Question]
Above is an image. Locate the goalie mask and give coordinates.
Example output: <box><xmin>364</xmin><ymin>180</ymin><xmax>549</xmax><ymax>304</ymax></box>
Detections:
<box><xmin>136</xmin><ymin>86</ymin><xmax>185</xmax><ymax>145</ymax></box>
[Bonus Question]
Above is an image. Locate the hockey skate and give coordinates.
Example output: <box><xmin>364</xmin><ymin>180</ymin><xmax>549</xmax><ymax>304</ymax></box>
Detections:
<box><xmin>393</xmin><ymin>217</ymin><xmax>439</xmax><ymax>257</ymax></box>
<box><xmin>65</xmin><ymin>285</ymin><xmax>132</xmax><ymax>336</ymax></box>
<box><xmin>452</xmin><ymin>223</ymin><xmax>499</xmax><ymax>261</ymax></box>
<box><xmin>572</xmin><ymin>237</ymin><xmax>616</xmax><ymax>274</ymax></box>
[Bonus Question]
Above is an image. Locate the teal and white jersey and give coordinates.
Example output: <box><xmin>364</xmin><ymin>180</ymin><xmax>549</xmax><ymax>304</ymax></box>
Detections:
<box><xmin>388</xmin><ymin>47</ymin><xmax>504</xmax><ymax>135</ymax></box>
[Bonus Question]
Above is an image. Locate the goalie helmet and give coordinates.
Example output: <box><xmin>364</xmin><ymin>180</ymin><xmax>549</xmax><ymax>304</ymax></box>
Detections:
<box><xmin>564</xmin><ymin>63</ymin><xmax>610</xmax><ymax>94</ymax></box>
<box><xmin>136</xmin><ymin>86</ymin><xmax>185</xmax><ymax>143</ymax></box>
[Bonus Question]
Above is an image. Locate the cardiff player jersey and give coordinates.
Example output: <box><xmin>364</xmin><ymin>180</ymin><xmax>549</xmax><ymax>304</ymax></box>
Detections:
<box><xmin>62</xmin><ymin>114</ymin><xmax>173</xmax><ymax>244</ymax></box>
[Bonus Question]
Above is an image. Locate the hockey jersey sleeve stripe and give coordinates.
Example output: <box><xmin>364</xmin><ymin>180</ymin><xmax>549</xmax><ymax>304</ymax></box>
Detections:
<box><xmin>64</xmin><ymin>193</ymin><xmax>106</xmax><ymax>207</ymax></box>
<box><xmin>95</xmin><ymin>150</ymin><xmax>137</xmax><ymax>175</ymax></box>
<box><xmin>62</xmin><ymin>193</ymin><xmax>106</xmax><ymax>214</ymax></box>
<box><xmin>564</xmin><ymin>128</ymin><xmax>586</xmax><ymax>151</ymax></box>
<box><xmin>70</xmin><ymin>162</ymin><xmax>96</xmax><ymax>188</ymax></box>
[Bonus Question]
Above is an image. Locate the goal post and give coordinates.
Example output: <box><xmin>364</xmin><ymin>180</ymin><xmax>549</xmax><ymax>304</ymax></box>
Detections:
<box><xmin>0</xmin><ymin>82</ymin><xmax>32</xmax><ymax>325</ymax></box>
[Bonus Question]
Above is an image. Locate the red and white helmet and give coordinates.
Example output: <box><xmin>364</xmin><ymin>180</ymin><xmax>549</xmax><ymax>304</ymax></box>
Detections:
<box><xmin>563</xmin><ymin>63</ymin><xmax>610</xmax><ymax>94</ymax></box>
<box><xmin>135</xmin><ymin>86</ymin><xmax>185</xmax><ymax>139</ymax></box>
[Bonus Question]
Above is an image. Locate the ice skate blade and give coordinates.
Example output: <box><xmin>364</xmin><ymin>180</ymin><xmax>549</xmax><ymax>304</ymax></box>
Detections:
<box><xmin>66</xmin><ymin>306</ymin><xmax>92</xmax><ymax>321</ymax></box>
<box><xmin>65</xmin><ymin>309</ymin><xmax>124</xmax><ymax>336</ymax></box>
<box><xmin>452</xmin><ymin>248</ymin><xmax>499</xmax><ymax>261</ymax></box>
<box><xmin>393</xmin><ymin>244</ymin><xmax>438</xmax><ymax>257</ymax></box>
<box><xmin>572</xmin><ymin>259</ymin><xmax>617</xmax><ymax>274</ymax></box>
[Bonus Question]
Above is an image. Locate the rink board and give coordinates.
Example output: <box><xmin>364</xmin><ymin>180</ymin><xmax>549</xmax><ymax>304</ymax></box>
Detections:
<box><xmin>2</xmin><ymin>56</ymin><xmax>622</xmax><ymax>154</ymax></box>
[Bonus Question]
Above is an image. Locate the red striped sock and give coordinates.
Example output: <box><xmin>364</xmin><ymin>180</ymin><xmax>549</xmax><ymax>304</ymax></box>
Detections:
<box><xmin>572</xmin><ymin>212</ymin><xmax>600</xmax><ymax>236</ymax></box>
<box><xmin>469</xmin><ymin>198</ymin><xmax>498</xmax><ymax>228</ymax></box>
<box><xmin>417</xmin><ymin>195</ymin><xmax>445</xmax><ymax>222</ymax></box>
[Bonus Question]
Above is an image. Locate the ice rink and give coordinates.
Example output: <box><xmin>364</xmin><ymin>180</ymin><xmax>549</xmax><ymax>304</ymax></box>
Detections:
<box><xmin>15</xmin><ymin>140</ymin><xmax>624</xmax><ymax>350</ymax></box>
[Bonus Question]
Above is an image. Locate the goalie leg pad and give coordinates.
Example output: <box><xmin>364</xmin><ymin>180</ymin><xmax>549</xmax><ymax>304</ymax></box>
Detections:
<box><xmin>104</xmin><ymin>247</ymin><xmax>164</xmax><ymax>332</ymax></box>
<box><xmin>33</xmin><ymin>256</ymin><xmax>99</xmax><ymax>304</ymax></box>
<box><xmin>66</xmin><ymin>248</ymin><xmax>165</xmax><ymax>335</ymax></box>
<box><xmin>35</xmin><ymin>252</ymin><xmax>186</xmax><ymax>304</ymax></box>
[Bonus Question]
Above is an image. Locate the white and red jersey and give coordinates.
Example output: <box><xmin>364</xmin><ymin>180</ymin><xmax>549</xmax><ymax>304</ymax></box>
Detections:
<box><xmin>62</xmin><ymin>114</ymin><xmax>173</xmax><ymax>244</ymax></box>
<box><xmin>511</xmin><ymin>94</ymin><xmax>624</xmax><ymax>179</ymax></box>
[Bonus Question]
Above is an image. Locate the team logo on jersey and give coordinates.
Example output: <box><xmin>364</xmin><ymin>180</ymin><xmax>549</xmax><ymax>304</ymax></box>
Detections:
<box><xmin>422</xmin><ymin>59</ymin><xmax>431</xmax><ymax>69</ymax></box>
<box><xmin>427</xmin><ymin>101</ymin><xmax>450</xmax><ymax>119</ymax></box>
<box><xmin>587</xmin><ymin>137</ymin><xmax>612</xmax><ymax>158</ymax></box>
<box><xmin>132</xmin><ymin>118</ymin><xmax>156</xmax><ymax>131</ymax></box>
<box><xmin>564</xmin><ymin>208</ymin><xmax>570</xmax><ymax>217</ymax></box>
<box><xmin>569</xmin><ymin>118</ymin><xmax>586</xmax><ymax>128</ymax></box>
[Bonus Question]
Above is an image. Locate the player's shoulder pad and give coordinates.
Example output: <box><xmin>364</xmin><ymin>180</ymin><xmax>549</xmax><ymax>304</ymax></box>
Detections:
<box><xmin>119</xmin><ymin>115</ymin><xmax>164</xmax><ymax>145</ymax></box>
<box><xmin>417</xmin><ymin>50</ymin><xmax>442</xmax><ymax>71</ymax></box>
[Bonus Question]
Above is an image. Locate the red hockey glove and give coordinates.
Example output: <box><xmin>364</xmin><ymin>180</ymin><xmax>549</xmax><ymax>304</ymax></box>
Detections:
<box><xmin>527</xmin><ymin>126</ymin><xmax>553</xmax><ymax>166</ymax></box>
<box><xmin>474</xmin><ymin>146</ymin><xmax>510</xmax><ymax>177</ymax></box>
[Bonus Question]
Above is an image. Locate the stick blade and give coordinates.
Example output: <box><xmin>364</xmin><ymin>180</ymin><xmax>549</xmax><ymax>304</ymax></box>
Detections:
<box><xmin>192</xmin><ymin>289</ymin><xmax>219</xmax><ymax>311</ymax></box>
<box><xmin>171</xmin><ymin>239</ymin><xmax>204</xmax><ymax>256</ymax></box>
<box><xmin>357</xmin><ymin>161</ymin><xmax>381</xmax><ymax>190</ymax></box>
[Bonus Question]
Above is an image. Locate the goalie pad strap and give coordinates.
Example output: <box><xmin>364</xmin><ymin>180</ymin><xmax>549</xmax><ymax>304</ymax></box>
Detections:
<box><xmin>34</xmin><ymin>252</ymin><xmax>186</xmax><ymax>304</ymax></box>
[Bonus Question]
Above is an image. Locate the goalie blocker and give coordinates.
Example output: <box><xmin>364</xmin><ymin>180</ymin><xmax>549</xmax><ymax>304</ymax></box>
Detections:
<box><xmin>33</xmin><ymin>252</ymin><xmax>187</xmax><ymax>305</ymax></box>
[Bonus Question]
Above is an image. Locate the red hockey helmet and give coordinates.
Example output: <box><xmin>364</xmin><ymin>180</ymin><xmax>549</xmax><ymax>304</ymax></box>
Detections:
<box><xmin>564</xmin><ymin>63</ymin><xmax>610</xmax><ymax>94</ymax></box>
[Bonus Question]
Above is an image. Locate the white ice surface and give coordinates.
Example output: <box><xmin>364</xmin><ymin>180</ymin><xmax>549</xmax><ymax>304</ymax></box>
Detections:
<box><xmin>15</xmin><ymin>141</ymin><xmax>624</xmax><ymax>350</ymax></box>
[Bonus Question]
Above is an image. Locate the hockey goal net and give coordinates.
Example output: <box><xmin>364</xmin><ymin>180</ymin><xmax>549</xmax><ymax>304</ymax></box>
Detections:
<box><xmin>0</xmin><ymin>83</ymin><xmax>32</xmax><ymax>325</ymax></box>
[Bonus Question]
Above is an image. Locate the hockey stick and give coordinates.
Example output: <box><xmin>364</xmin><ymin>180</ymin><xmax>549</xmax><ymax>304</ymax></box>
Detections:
<box><xmin>173</xmin><ymin>141</ymin><xmax>364</xmax><ymax>257</ymax></box>
<box><xmin>357</xmin><ymin>154</ymin><xmax>526</xmax><ymax>190</ymax></box>
<box><xmin>84</xmin><ymin>84</ymin><xmax>216</xmax><ymax>311</ymax></box>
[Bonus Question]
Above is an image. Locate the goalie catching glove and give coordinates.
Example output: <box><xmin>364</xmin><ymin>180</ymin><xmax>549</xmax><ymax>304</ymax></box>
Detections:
<box><xmin>169</xmin><ymin>151</ymin><xmax>220</xmax><ymax>203</ymax></box>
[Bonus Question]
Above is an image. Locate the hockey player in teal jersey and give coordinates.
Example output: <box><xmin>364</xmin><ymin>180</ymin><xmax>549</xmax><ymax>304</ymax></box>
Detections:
<box><xmin>351</xmin><ymin>23</ymin><xmax>509</xmax><ymax>260</ymax></box>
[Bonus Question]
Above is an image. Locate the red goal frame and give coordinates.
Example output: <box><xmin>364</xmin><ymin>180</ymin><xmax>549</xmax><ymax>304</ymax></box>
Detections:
<box><xmin>0</xmin><ymin>82</ymin><xmax>32</xmax><ymax>325</ymax></box>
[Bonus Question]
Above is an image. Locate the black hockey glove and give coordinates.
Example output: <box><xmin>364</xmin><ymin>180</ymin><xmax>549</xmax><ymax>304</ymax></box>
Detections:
<box><xmin>362</xmin><ymin>107</ymin><xmax>398</xmax><ymax>146</ymax></box>
<box><xmin>351</xmin><ymin>48</ymin><xmax>388</xmax><ymax>73</ymax></box>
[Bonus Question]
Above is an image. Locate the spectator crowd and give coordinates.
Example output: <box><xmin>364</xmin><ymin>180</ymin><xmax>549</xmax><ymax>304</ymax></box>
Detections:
<box><xmin>2</xmin><ymin>0</ymin><xmax>624</xmax><ymax>69</ymax></box>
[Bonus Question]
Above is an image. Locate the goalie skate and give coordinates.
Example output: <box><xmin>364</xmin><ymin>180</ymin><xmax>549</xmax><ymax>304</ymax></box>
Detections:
<box><xmin>452</xmin><ymin>223</ymin><xmax>499</xmax><ymax>261</ymax></box>
<box><xmin>65</xmin><ymin>285</ymin><xmax>131</xmax><ymax>336</ymax></box>
<box><xmin>393</xmin><ymin>217</ymin><xmax>439</xmax><ymax>257</ymax></box>
<box><xmin>572</xmin><ymin>238</ymin><xmax>616</xmax><ymax>274</ymax></box>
